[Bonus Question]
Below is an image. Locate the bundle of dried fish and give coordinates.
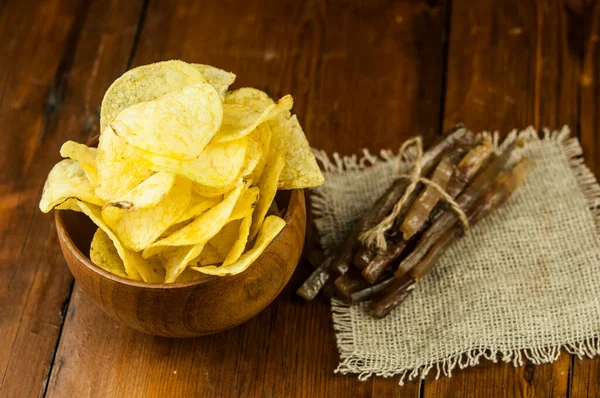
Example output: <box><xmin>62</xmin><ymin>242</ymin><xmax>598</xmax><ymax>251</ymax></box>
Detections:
<box><xmin>298</xmin><ymin>129</ymin><xmax>530</xmax><ymax>319</ymax></box>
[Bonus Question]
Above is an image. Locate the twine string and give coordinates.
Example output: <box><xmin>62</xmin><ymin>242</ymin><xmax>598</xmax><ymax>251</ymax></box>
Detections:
<box><xmin>359</xmin><ymin>137</ymin><xmax>469</xmax><ymax>252</ymax></box>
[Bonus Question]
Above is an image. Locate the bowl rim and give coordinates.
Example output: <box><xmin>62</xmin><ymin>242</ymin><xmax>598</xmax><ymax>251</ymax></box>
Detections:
<box><xmin>56</xmin><ymin>189</ymin><xmax>304</xmax><ymax>289</ymax></box>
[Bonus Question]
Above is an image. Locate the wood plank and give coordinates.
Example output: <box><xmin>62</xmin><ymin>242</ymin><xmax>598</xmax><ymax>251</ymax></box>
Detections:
<box><xmin>422</xmin><ymin>357</ymin><xmax>571</xmax><ymax>398</ymax></box>
<box><xmin>0</xmin><ymin>0</ymin><xmax>84</xmax><ymax>395</ymax></box>
<box><xmin>571</xmin><ymin>356</ymin><xmax>600</xmax><ymax>398</ymax></box>
<box><xmin>580</xmin><ymin>0</ymin><xmax>600</xmax><ymax>177</ymax></box>
<box><xmin>570</xmin><ymin>0</ymin><xmax>600</xmax><ymax>396</ymax></box>
<box><xmin>0</xmin><ymin>0</ymin><xmax>144</xmax><ymax>397</ymax></box>
<box><xmin>46</xmin><ymin>0</ymin><xmax>448</xmax><ymax>396</ymax></box>
<box><xmin>442</xmin><ymin>0</ymin><xmax>579</xmax><ymax>134</ymax></box>
<box><xmin>425</xmin><ymin>0</ymin><xmax>581</xmax><ymax>396</ymax></box>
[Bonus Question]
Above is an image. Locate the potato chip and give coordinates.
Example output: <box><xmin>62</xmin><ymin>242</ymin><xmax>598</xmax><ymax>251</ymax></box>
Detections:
<box><xmin>243</xmin><ymin>122</ymin><xmax>272</xmax><ymax>179</ymax></box>
<box><xmin>222</xmin><ymin>214</ymin><xmax>252</xmax><ymax>266</ymax></box>
<box><xmin>189</xmin><ymin>183</ymin><xmax>257</xmax><ymax>266</ymax></box>
<box><xmin>39</xmin><ymin>159</ymin><xmax>104</xmax><ymax>213</ymax></box>
<box><xmin>193</xmin><ymin>64</ymin><xmax>236</xmax><ymax>100</ymax></box>
<box><xmin>102</xmin><ymin>177</ymin><xmax>192</xmax><ymax>252</ymax></box>
<box><xmin>193</xmin><ymin>243</ymin><xmax>222</xmax><ymax>266</ymax></box>
<box><xmin>195</xmin><ymin>219</ymin><xmax>243</xmax><ymax>265</ymax></box>
<box><xmin>213</xmin><ymin>95</ymin><xmax>293</xmax><ymax>143</ymax></box>
<box><xmin>55</xmin><ymin>198</ymin><xmax>83</xmax><ymax>212</ymax></box>
<box><xmin>165</xmin><ymin>214</ymin><xmax>249</xmax><ymax>283</ymax></box>
<box><xmin>176</xmin><ymin>195</ymin><xmax>221</xmax><ymax>223</ymax></box>
<box><xmin>159</xmin><ymin>220</ymin><xmax>190</xmax><ymax>239</ymax></box>
<box><xmin>192</xmin><ymin>181</ymin><xmax>237</xmax><ymax>198</ymax></box>
<box><xmin>175</xmin><ymin>267</ymin><xmax>205</xmax><ymax>282</ymax></box>
<box><xmin>230</xmin><ymin>186</ymin><xmax>259</xmax><ymax>221</ymax></box>
<box><xmin>40</xmin><ymin>60</ymin><xmax>321</xmax><ymax>283</ymax></box>
<box><xmin>142</xmin><ymin>183</ymin><xmax>246</xmax><ymax>258</ymax></box>
<box><xmin>90</xmin><ymin>228</ymin><xmax>128</xmax><ymax>278</ymax></box>
<box><xmin>249</xmin><ymin>150</ymin><xmax>284</xmax><ymax>240</ymax></box>
<box><xmin>111</xmin><ymin>83</ymin><xmax>223</xmax><ymax>160</ymax></box>
<box><xmin>95</xmin><ymin>127</ymin><xmax>154</xmax><ymax>201</ymax></box>
<box><xmin>224</xmin><ymin>87</ymin><xmax>273</xmax><ymax>108</ymax></box>
<box><xmin>60</xmin><ymin>141</ymin><xmax>98</xmax><ymax>186</ymax></box>
<box><xmin>189</xmin><ymin>185</ymin><xmax>256</xmax><ymax>266</ymax></box>
<box><xmin>135</xmin><ymin>137</ymin><xmax>248</xmax><ymax>188</ymax></box>
<box><xmin>100</xmin><ymin>60</ymin><xmax>206</xmax><ymax>132</ymax></box>
<box><xmin>270</xmin><ymin>114</ymin><xmax>324</xmax><ymax>189</ymax></box>
<box><xmin>162</xmin><ymin>243</ymin><xmax>206</xmax><ymax>283</ymax></box>
<box><xmin>76</xmin><ymin>200</ymin><xmax>163</xmax><ymax>282</ymax></box>
<box><xmin>192</xmin><ymin>215</ymin><xmax>285</xmax><ymax>276</ymax></box>
<box><xmin>105</xmin><ymin>172</ymin><xmax>176</xmax><ymax>211</ymax></box>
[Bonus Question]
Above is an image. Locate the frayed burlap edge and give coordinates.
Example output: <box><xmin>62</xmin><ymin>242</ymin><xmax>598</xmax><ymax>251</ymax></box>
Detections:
<box><xmin>312</xmin><ymin>126</ymin><xmax>600</xmax><ymax>385</ymax></box>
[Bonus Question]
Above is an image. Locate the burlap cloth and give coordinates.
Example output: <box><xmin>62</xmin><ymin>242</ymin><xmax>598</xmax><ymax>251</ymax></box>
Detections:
<box><xmin>310</xmin><ymin>127</ymin><xmax>600</xmax><ymax>385</ymax></box>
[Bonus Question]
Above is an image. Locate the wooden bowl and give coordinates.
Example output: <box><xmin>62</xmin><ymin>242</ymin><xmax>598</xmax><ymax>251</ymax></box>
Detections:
<box><xmin>55</xmin><ymin>190</ymin><xmax>306</xmax><ymax>337</ymax></box>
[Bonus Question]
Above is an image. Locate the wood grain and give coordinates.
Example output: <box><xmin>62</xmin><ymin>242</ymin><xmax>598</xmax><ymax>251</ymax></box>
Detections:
<box><xmin>4</xmin><ymin>0</ymin><xmax>597</xmax><ymax>396</ymax></box>
<box><xmin>580</xmin><ymin>0</ymin><xmax>600</xmax><ymax>178</ymax></box>
<box><xmin>425</xmin><ymin>0</ymin><xmax>581</xmax><ymax>396</ymax></box>
<box><xmin>442</xmin><ymin>0</ymin><xmax>579</xmax><ymax>134</ymax></box>
<box><xmin>571</xmin><ymin>355</ymin><xmax>600</xmax><ymax>398</ymax></box>
<box><xmin>0</xmin><ymin>0</ymin><xmax>93</xmax><ymax>396</ymax></box>
<box><xmin>45</xmin><ymin>0</ymin><xmax>448</xmax><ymax>396</ymax></box>
<box><xmin>570</xmin><ymin>0</ymin><xmax>600</xmax><ymax>396</ymax></box>
<box><xmin>0</xmin><ymin>1</ymin><xmax>144</xmax><ymax>396</ymax></box>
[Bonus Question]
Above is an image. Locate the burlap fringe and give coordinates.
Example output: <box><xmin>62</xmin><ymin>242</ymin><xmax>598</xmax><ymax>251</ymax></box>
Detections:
<box><xmin>323</xmin><ymin>126</ymin><xmax>600</xmax><ymax>385</ymax></box>
<box><xmin>312</xmin><ymin>148</ymin><xmax>399</xmax><ymax>174</ymax></box>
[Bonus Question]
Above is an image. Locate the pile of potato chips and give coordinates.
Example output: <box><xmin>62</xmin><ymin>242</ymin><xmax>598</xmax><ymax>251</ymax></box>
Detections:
<box><xmin>40</xmin><ymin>60</ymin><xmax>323</xmax><ymax>283</ymax></box>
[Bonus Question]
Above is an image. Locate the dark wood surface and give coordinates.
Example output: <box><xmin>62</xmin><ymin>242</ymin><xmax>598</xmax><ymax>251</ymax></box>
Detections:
<box><xmin>1</xmin><ymin>0</ymin><xmax>599</xmax><ymax>396</ymax></box>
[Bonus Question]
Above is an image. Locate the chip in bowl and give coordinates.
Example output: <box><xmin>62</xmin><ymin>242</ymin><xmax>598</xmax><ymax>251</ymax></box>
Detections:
<box><xmin>40</xmin><ymin>60</ymin><xmax>323</xmax><ymax>283</ymax></box>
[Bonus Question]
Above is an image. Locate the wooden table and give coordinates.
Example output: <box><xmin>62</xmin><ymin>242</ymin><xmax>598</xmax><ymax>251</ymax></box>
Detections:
<box><xmin>2</xmin><ymin>0</ymin><xmax>599</xmax><ymax>396</ymax></box>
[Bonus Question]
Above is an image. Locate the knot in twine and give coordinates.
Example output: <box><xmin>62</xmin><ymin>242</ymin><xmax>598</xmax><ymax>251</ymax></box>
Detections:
<box><xmin>359</xmin><ymin>137</ymin><xmax>470</xmax><ymax>252</ymax></box>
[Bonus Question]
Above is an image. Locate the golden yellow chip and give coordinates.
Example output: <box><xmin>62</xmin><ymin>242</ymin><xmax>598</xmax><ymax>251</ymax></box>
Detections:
<box><xmin>243</xmin><ymin>122</ymin><xmax>272</xmax><ymax>179</ymax></box>
<box><xmin>249</xmin><ymin>150</ymin><xmax>284</xmax><ymax>240</ymax></box>
<box><xmin>135</xmin><ymin>137</ymin><xmax>248</xmax><ymax>188</ymax></box>
<box><xmin>192</xmin><ymin>215</ymin><xmax>285</xmax><ymax>276</ymax></box>
<box><xmin>193</xmin><ymin>64</ymin><xmax>236</xmax><ymax>100</ymax></box>
<box><xmin>39</xmin><ymin>159</ymin><xmax>104</xmax><ymax>213</ymax></box>
<box><xmin>163</xmin><ymin>213</ymin><xmax>249</xmax><ymax>283</ymax></box>
<box><xmin>162</xmin><ymin>243</ymin><xmax>205</xmax><ymax>283</ymax></box>
<box><xmin>192</xmin><ymin>181</ymin><xmax>237</xmax><ymax>198</ymax></box>
<box><xmin>222</xmin><ymin>214</ymin><xmax>252</xmax><ymax>266</ymax></box>
<box><xmin>105</xmin><ymin>172</ymin><xmax>176</xmax><ymax>211</ymax></box>
<box><xmin>195</xmin><ymin>219</ymin><xmax>242</xmax><ymax>265</ymax></box>
<box><xmin>102</xmin><ymin>177</ymin><xmax>192</xmax><ymax>252</ymax></box>
<box><xmin>191</xmin><ymin>185</ymin><xmax>256</xmax><ymax>266</ymax></box>
<box><xmin>270</xmin><ymin>114</ymin><xmax>324</xmax><ymax>189</ymax></box>
<box><xmin>76</xmin><ymin>200</ymin><xmax>163</xmax><ymax>282</ymax></box>
<box><xmin>230</xmin><ymin>186</ymin><xmax>259</xmax><ymax>221</ymax></box>
<box><xmin>175</xmin><ymin>267</ymin><xmax>205</xmax><ymax>282</ymax></box>
<box><xmin>213</xmin><ymin>95</ymin><xmax>293</xmax><ymax>143</ymax></box>
<box><xmin>176</xmin><ymin>195</ymin><xmax>221</xmax><ymax>223</ymax></box>
<box><xmin>111</xmin><ymin>83</ymin><xmax>223</xmax><ymax>160</ymax></box>
<box><xmin>41</xmin><ymin>60</ymin><xmax>321</xmax><ymax>283</ymax></box>
<box><xmin>193</xmin><ymin>243</ymin><xmax>222</xmax><ymax>266</ymax></box>
<box><xmin>100</xmin><ymin>60</ymin><xmax>206</xmax><ymax>132</ymax></box>
<box><xmin>224</xmin><ymin>87</ymin><xmax>273</xmax><ymax>108</ymax></box>
<box><xmin>159</xmin><ymin>220</ymin><xmax>190</xmax><ymax>239</ymax></box>
<box><xmin>60</xmin><ymin>141</ymin><xmax>98</xmax><ymax>186</ymax></box>
<box><xmin>142</xmin><ymin>182</ymin><xmax>246</xmax><ymax>258</ymax></box>
<box><xmin>90</xmin><ymin>228</ymin><xmax>128</xmax><ymax>278</ymax></box>
<box><xmin>95</xmin><ymin>127</ymin><xmax>154</xmax><ymax>201</ymax></box>
<box><xmin>54</xmin><ymin>198</ymin><xmax>83</xmax><ymax>212</ymax></box>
